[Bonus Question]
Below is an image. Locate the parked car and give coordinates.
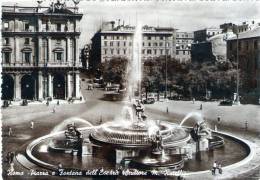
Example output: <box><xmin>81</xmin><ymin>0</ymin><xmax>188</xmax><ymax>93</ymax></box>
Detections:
<box><xmin>168</xmin><ymin>95</ymin><xmax>183</xmax><ymax>101</ymax></box>
<box><xmin>142</xmin><ymin>97</ymin><xmax>155</xmax><ymax>104</ymax></box>
<box><xmin>219</xmin><ymin>99</ymin><xmax>233</xmax><ymax>106</ymax></box>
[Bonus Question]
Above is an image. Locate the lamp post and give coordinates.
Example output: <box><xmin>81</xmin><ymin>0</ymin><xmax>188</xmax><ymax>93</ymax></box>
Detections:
<box><xmin>235</xmin><ymin>33</ymin><xmax>240</xmax><ymax>105</ymax></box>
<box><xmin>164</xmin><ymin>36</ymin><xmax>168</xmax><ymax>99</ymax></box>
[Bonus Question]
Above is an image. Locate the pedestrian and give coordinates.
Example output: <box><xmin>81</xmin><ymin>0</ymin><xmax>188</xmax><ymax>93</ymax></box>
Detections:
<box><xmin>166</xmin><ymin>107</ymin><xmax>169</xmax><ymax>114</ymax></box>
<box><xmin>57</xmin><ymin>100</ymin><xmax>60</xmax><ymax>106</ymax></box>
<box><xmin>245</xmin><ymin>120</ymin><xmax>248</xmax><ymax>131</ymax></box>
<box><xmin>212</xmin><ymin>161</ymin><xmax>217</xmax><ymax>175</ymax></box>
<box><xmin>217</xmin><ymin>116</ymin><xmax>221</xmax><ymax>125</ymax></box>
<box><xmin>99</xmin><ymin>116</ymin><xmax>103</xmax><ymax>125</ymax></box>
<box><xmin>200</xmin><ymin>104</ymin><xmax>203</xmax><ymax>110</ymax></box>
<box><xmin>192</xmin><ymin>98</ymin><xmax>195</xmax><ymax>104</ymax></box>
<box><xmin>8</xmin><ymin>127</ymin><xmax>13</xmax><ymax>137</ymax></box>
<box><xmin>214</xmin><ymin>125</ymin><xmax>218</xmax><ymax>131</ymax></box>
<box><xmin>217</xmin><ymin>163</ymin><xmax>222</xmax><ymax>174</ymax></box>
<box><xmin>30</xmin><ymin>121</ymin><xmax>34</xmax><ymax>129</ymax></box>
<box><xmin>6</xmin><ymin>152</ymin><xmax>11</xmax><ymax>163</ymax></box>
<box><xmin>9</xmin><ymin>152</ymin><xmax>15</xmax><ymax>163</ymax></box>
<box><xmin>52</xmin><ymin>106</ymin><xmax>56</xmax><ymax>113</ymax></box>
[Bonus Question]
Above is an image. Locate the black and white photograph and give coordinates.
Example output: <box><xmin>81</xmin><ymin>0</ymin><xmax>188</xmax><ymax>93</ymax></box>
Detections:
<box><xmin>1</xmin><ymin>0</ymin><xmax>260</xmax><ymax>179</ymax></box>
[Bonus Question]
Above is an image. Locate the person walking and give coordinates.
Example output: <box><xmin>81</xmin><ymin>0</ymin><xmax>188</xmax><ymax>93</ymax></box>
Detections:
<box><xmin>217</xmin><ymin>163</ymin><xmax>222</xmax><ymax>174</ymax></box>
<box><xmin>212</xmin><ymin>161</ymin><xmax>217</xmax><ymax>175</ymax></box>
<box><xmin>6</xmin><ymin>152</ymin><xmax>11</xmax><ymax>164</ymax></box>
<box><xmin>8</xmin><ymin>127</ymin><xmax>13</xmax><ymax>137</ymax></box>
<box><xmin>52</xmin><ymin>105</ymin><xmax>56</xmax><ymax>113</ymax></box>
<box><xmin>217</xmin><ymin>116</ymin><xmax>221</xmax><ymax>125</ymax></box>
<box><xmin>30</xmin><ymin>121</ymin><xmax>34</xmax><ymax>129</ymax></box>
<box><xmin>9</xmin><ymin>152</ymin><xmax>15</xmax><ymax>164</ymax></box>
<box><xmin>200</xmin><ymin>104</ymin><xmax>203</xmax><ymax>110</ymax></box>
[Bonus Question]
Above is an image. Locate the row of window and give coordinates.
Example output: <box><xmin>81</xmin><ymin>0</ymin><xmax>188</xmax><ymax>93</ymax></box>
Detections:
<box><xmin>103</xmin><ymin>35</ymin><xmax>170</xmax><ymax>41</ymax></box>
<box><xmin>229</xmin><ymin>40</ymin><xmax>258</xmax><ymax>51</ymax></box>
<box><xmin>3</xmin><ymin>37</ymin><xmax>31</xmax><ymax>45</ymax></box>
<box><xmin>3</xmin><ymin>38</ymin><xmax>66</xmax><ymax>46</ymax></box>
<box><xmin>3</xmin><ymin>21</ymin><xmax>68</xmax><ymax>32</ymax></box>
<box><xmin>4</xmin><ymin>21</ymin><xmax>31</xmax><ymax>31</ymax></box>
<box><xmin>176</xmin><ymin>50</ymin><xmax>190</xmax><ymax>55</ymax></box>
<box><xmin>176</xmin><ymin>34</ymin><xmax>191</xmax><ymax>38</ymax></box>
<box><xmin>103</xmin><ymin>41</ymin><xmax>170</xmax><ymax>47</ymax></box>
<box><xmin>176</xmin><ymin>46</ymin><xmax>191</xmax><ymax>50</ymax></box>
<box><xmin>2</xmin><ymin>51</ymin><xmax>63</xmax><ymax>64</ymax></box>
<box><xmin>103</xmin><ymin>48</ymin><xmax>170</xmax><ymax>55</ymax></box>
<box><xmin>207</xmin><ymin>31</ymin><xmax>221</xmax><ymax>36</ymax></box>
<box><xmin>176</xmin><ymin>40</ymin><xmax>193</xmax><ymax>43</ymax></box>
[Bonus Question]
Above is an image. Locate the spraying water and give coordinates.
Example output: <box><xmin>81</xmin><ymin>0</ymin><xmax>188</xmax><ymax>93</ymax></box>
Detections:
<box><xmin>50</xmin><ymin>117</ymin><xmax>94</xmax><ymax>134</ymax></box>
<box><xmin>127</xmin><ymin>22</ymin><xmax>143</xmax><ymax>99</ymax></box>
<box><xmin>179</xmin><ymin>112</ymin><xmax>204</xmax><ymax>127</ymax></box>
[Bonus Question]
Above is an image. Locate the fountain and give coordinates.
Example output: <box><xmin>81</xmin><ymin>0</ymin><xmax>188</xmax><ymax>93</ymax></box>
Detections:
<box><xmin>21</xmin><ymin>22</ymin><xmax>253</xmax><ymax>178</ymax></box>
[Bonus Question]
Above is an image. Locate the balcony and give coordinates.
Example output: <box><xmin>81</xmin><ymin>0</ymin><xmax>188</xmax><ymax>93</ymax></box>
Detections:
<box><xmin>2</xmin><ymin>62</ymin><xmax>36</xmax><ymax>68</ymax></box>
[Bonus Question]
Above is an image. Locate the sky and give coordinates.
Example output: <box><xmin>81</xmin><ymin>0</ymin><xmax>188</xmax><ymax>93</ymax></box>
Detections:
<box><xmin>2</xmin><ymin>0</ymin><xmax>260</xmax><ymax>48</ymax></box>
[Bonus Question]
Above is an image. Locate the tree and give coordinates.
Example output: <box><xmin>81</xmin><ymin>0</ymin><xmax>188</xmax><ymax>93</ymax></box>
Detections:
<box><xmin>101</xmin><ymin>57</ymin><xmax>128</xmax><ymax>88</ymax></box>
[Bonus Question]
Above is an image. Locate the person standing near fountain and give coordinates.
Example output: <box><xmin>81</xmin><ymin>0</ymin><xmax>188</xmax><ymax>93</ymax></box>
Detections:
<box><xmin>217</xmin><ymin>163</ymin><xmax>222</xmax><ymax>174</ymax></box>
<box><xmin>52</xmin><ymin>105</ymin><xmax>56</xmax><ymax>113</ymax></box>
<box><xmin>30</xmin><ymin>121</ymin><xmax>34</xmax><ymax>129</ymax></box>
<box><xmin>8</xmin><ymin>127</ymin><xmax>13</xmax><ymax>137</ymax></box>
<box><xmin>212</xmin><ymin>161</ymin><xmax>217</xmax><ymax>175</ymax></box>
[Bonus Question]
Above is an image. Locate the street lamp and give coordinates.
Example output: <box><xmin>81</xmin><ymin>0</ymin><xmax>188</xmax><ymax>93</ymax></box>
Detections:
<box><xmin>235</xmin><ymin>33</ymin><xmax>240</xmax><ymax>105</ymax></box>
<box><xmin>164</xmin><ymin>36</ymin><xmax>168</xmax><ymax>99</ymax></box>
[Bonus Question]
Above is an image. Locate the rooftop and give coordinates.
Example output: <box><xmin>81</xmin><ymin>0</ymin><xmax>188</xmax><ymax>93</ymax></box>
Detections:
<box><xmin>229</xmin><ymin>27</ymin><xmax>260</xmax><ymax>40</ymax></box>
<box><xmin>2</xmin><ymin>0</ymin><xmax>83</xmax><ymax>15</ymax></box>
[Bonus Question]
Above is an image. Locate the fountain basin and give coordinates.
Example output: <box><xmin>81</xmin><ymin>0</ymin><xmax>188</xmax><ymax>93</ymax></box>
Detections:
<box><xmin>89</xmin><ymin>120</ymin><xmax>190</xmax><ymax>149</ymax></box>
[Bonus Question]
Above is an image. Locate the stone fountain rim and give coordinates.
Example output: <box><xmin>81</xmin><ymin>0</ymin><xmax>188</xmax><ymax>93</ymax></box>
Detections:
<box><xmin>25</xmin><ymin>125</ymin><xmax>255</xmax><ymax>177</ymax></box>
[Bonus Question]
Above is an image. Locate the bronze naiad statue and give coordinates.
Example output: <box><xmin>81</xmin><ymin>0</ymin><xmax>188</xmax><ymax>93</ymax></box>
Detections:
<box><xmin>150</xmin><ymin>130</ymin><xmax>163</xmax><ymax>155</ymax></box>
<box><xmin>64</xmin><ymin>124</ymin><xmax>82</xmax><ymax>149</ymax></box>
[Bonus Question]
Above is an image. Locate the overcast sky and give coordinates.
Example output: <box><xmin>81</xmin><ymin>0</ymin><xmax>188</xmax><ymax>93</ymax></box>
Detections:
<box><xmin>2</xmin><ymin>0</ymin><xmax>260</xmax><ymax>48</ymax></box>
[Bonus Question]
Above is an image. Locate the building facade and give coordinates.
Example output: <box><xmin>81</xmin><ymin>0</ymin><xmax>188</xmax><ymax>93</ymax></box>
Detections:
<box><xmin>227</xmin><ymin>27</ymin><xmax>260</xmax><ymax>103</ymax></box>
<box><xmin>90</xmin><ymin>21</ymin><xmax>176</xmax><ymax>69</ymax></box>
<box><xmin>1</xmin><ymin>1</ymin><xmax>83</xmax><ymax>101</ymax></box>
<box><xmin>194</xmin><ymin>27</ymin><xmax>222</xmax><ymax>43</ymax></box>
<box><xmin>176</xmin><ymin>32</ymin><xmax>194</xmax><ymax>63</ymax></box>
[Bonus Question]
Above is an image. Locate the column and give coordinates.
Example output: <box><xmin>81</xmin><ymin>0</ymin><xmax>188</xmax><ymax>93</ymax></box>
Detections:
<box><xmin>75</xmin><ymin>72</ymin><xmax>80</xmax><ymax>98</ymax></box>
<box><xmin>38</xmin><ymin>37</ymin><xmax>43</xmax><ymax>65</ymax></box>
<box><xmin>15</xmin><ymin>36</ymin><xmax>19</xmax><ymax>64</ymax></box>
<box><xmin>48</xmin><ymin>74</ymin><xmax>53</xmax><ymax>98</ymax></box>
<box><xmin>38</xmin><ymin>18</ymin><xmax>42</xmax><ymax>32</ymax></box>
<box><xmin>48</xmin><ymin>37</ymin><xmax>52</xmax><ymax>62</ymax></box>
<box><xmin>75</xmin><ymin>37</ymin><xmax>79</xmax><ymax>66</ymax></box>
<box><xmin>38</xmin><ymin>71</ymin><xmax>43</xmax><ymax>100</ymax></box>
<box><xmin>14</xmin><ymin>74</ymin><xmax>21</xmax><ymax>100</ymax></box>
<box><xmin>66</xmin><ymin>20</ymin><xmax>70</xmax><ymax>31</ymax></box>
<box><xmin>67</xmin><ymin>73</ymin><xmax>72</xmax><ymax>98</ymax></box>
<box><xmin>66</xmin><ymin>37</ymin><xmax>71</xmax><ymax>63</ymax></box>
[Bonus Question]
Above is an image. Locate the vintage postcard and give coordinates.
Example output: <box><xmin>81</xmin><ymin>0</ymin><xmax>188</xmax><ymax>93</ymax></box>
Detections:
<box><xmin>1</xmin><ymin>0</ymin><xmax>260</xmax><ymax>179</ymax></box>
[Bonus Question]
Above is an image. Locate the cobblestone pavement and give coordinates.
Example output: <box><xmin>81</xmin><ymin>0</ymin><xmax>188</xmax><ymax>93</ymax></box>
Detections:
<box><xmin>1</xmin><ymin>85</ymin><xmax>260</xmax><ymax>180</ymax></box>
